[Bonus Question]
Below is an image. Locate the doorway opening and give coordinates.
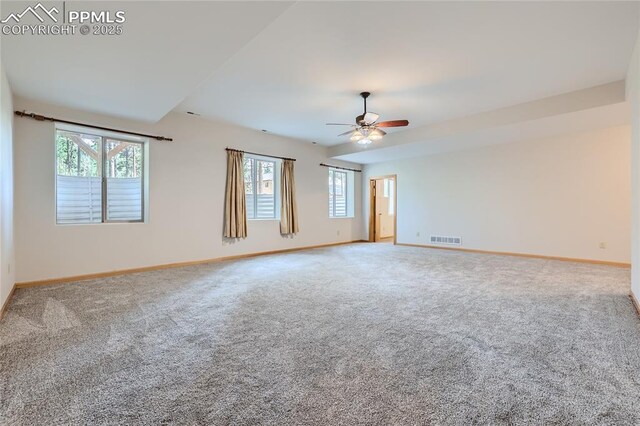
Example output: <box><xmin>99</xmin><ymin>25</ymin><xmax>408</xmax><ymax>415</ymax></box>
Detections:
<box><xmin>369</xmin><ymin>175</ymin><xmax>397</xmax><ymax>243</ymax></box>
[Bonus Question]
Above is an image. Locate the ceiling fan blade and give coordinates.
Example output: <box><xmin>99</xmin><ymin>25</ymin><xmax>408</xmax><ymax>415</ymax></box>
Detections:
<box><xmin>326</xmin><ymin>123</ymin><xmax>356</xmax><ymax>126</ymax></box>
<box><xmin>337</xmin><ymin>129</ymin><xmax>357</xmax><ymax>137</ymax></box>
<box><xmin>371</xmin><ymin>128</ymin><xmax>386</xmax><ymax>136</ymax></box>
<box><xmin>363</xmin><ymin>112</ymin><xmax>379</xmax><ymax>124</ymax></box>
<box><xmin>376</xmin><ymin>120</ymin><xmax>409</xmax><ymax>128</ymax></box>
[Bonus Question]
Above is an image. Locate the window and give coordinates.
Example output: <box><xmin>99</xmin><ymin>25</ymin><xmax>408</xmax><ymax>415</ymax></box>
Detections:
<box><xmin>384</xmin><ymin>178</ymin><xmax>395</xmax><ymax>215</ymax></box>
<box><xmin>328</xmin><ymin>167</ymin><xmax>357</xmax><ymax>219</ymax></box>
<box><xmin>329</xmin><ymin>169</ymin><xmax>347</xmax><ymax>218</ymax></box>
<box><xmin>55</xmin><ymin>128</ymin><xmax>146</xmax><ymax>224</ymax></box>
<box><xmin>243</xmin><ymin>155</ymin><xmax>278</xmax><ymax>219</ymax></box>
<box><xmin>329</xmin><ymin>169</ymin><xmax>355</xmax><ymax>218</ymax></box>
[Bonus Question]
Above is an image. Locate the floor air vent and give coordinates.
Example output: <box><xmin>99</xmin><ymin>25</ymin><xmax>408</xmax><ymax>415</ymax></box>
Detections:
<box><xmin>430</xmin><ymin>235</ymin><xmax>462</xmax><ymax>245</ymax></box>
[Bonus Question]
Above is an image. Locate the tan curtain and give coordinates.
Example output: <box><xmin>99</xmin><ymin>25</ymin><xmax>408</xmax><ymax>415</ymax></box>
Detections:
<box><xmin>280</xmin><ymin>159</ymin><xmax>299</xmax><ymax>235</ymax></box>
<box><xmin>224</xmin><ymin>150</ymin><xmax>247</xmax><ymax>238</ymax></box>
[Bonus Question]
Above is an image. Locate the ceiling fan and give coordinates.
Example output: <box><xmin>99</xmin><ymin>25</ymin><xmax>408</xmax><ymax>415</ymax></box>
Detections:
<box><xmin>326</xmin><ymin>92</ymin><xmax>409</xmax><ymax>145</ymax></box>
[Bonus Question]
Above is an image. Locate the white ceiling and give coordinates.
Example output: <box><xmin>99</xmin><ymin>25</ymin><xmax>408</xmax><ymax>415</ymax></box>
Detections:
<box><xmin>177</xmin><ymin>1</ymin><xmax>639</xmax><ymax>145</ymax></box>
<box><xmin>329</xmin><ymin>80</ymin><xmax>629</xmax><ymax>163</ymax></box>
<box><xmin>2</xmin><ymin>1</ymin><xmax>639</xmax><ymax>151</ymax></box>
<box><xmin>334</xmin><ymin>102</ymin><xmax>631</xmax><ymax>164</ymax></box>
<box><xmin>0</xmin><ymin>1</ymin><xmax>293</xmax><ymax>121</ymax></box>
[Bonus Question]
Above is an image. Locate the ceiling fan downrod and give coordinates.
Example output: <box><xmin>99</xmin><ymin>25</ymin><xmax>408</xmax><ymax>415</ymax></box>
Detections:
<box><xmin>360</xmin><ymin>91</ymin><xmax>370</xmax><ymax>114</ymax></box>
<box><xmin>357</xmin><ymin>91</ymin><xmax>371</xmax><ymax>125</ymax></box>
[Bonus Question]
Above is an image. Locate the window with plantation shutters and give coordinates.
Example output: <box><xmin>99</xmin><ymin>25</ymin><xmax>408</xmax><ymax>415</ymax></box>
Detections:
<box><xmin>328</xmin><ymin>168</ymin><xmax>355</xmax><ymax>218</ymax></box>
<box><xmin>55</xmin><ymin>128</ymin><xmax>146</xmax><ymax>224</ymax></box>
<box><xmin>243</xmin><ymin>155</ymin><xmax>279</xmax><ymax>219</ymax></box>
<box><xmin>329</xmin><ymin>169</ymin><xmax>347</xmax><ymax>218</ymax></box>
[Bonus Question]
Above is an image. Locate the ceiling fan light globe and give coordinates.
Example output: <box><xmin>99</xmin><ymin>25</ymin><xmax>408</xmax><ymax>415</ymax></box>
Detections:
<box><xmin>350</xmin><ymin>131</ymin><xmax>364</xmax><ymax>141</ymax></box>
<box><xmin>357</xmin><ymin>138</ymin><xmax>372</xmax><ymax>145</ymax></box>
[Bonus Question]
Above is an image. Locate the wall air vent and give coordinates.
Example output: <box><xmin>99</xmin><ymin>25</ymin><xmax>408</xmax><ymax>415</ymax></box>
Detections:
<box><xmin>430</xmin><ymin>235</ymin><xmax>462</xmax><ymax>246</ymax></box>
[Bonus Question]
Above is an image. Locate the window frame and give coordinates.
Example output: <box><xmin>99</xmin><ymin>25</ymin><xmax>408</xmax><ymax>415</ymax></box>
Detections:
<box><xmin>329</xmin><ymin>168</ymin><xmax>348</xmax><ymax>218</ymax></box>
<box><xmin>243</xmin><ymin>154</ymin><xmax>279</xmax><ymax>221</ymax></box>
<box><xmin>387</xmin><ymin>178</ymin><xmax>395</xmax><ymax>216</ymax></box>
<box><xmin>55</xmin><ymin>124</ymin><xmax>148</xmax><ymax>225</ymax></box>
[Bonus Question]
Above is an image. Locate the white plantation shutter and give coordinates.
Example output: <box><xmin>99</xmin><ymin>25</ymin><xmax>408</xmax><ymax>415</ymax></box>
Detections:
<box><xmin>56</xmin><ymin>176</ymin><xmax>143</xmax><ymax>223</ymax></box>
<box><xmin>56</xmin><ymin>176</ymin><xmax>102</xmax><ymax>224</ymax></box>
<box><xmin>256</xmin><ymin>194</ymin><xmax>275</xmax><ymax>218</ymax></box>
<box><xmin>246</xmin><ymin>194</ymin><xmax>255</xmax><ymax>219</ymax></box>
<box><xmin>106</xmin><ymin>178</ymin><xmax>143</xmax><ymax>221</ymax></box>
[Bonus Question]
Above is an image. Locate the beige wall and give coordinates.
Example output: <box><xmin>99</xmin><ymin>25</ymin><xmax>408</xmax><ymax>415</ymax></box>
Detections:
<box><xmin>0</xmin><ymin>62</ymin><xmax>15</xmax><ymax>308</ymax></box>
<box><xmin>629</xmin><ymin>26</ymin><xmax>640</xmax><ymax>297</ymax></box>
<box><xmin>363</xmin><ymin>126</ymin><xmax>631</xmax><ymax>263</ymax></box>
<box><xmin>13</xmin><ymin>97</ymin><xmax>364</xmax><ymax>283</ymax></box>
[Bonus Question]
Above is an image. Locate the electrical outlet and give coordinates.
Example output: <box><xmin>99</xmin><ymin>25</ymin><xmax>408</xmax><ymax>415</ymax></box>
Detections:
<box><xmin>7</xmin><ymin>263</ymin><xmax>10</xmax><ymax>274</ymax></box>
<box><xmin>599</xmin><ymin>242</ymin><xmax>607</xmax><ymax>249</ymax></box>
<box><xmin>337</xmin><ymin>230</ymin><xmax>340</xmax><ymax>236</ymax></box>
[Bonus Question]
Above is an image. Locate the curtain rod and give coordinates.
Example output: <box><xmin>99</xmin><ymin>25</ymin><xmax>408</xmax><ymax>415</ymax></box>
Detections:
<box><xmin>14</xmin><ymin>111</ymin><xmax>173</xmax><ymax>141</ymax></box>
<box><xmin>225</xmin><ymin>147</ymin><xmax>296</xmax><ymax>162</ymax></box>
<box><xmin>319</xmin><ymin>163</ymin><xmax>362</xmax><ymax>173</ymax></box>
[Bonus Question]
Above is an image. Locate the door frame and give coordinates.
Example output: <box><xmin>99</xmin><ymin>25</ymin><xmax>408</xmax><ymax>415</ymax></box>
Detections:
<box><xmin>368</xmin><ymin>174</ymin><xmax>397</xmax><ymax>244</ymax></box>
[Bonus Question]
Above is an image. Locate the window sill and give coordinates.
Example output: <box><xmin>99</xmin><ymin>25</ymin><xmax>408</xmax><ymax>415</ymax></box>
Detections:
<box><xmin>329</xmin><ymin>216</ymin><xmax>355</xmax><ymax>219</ymax></box>
<box><xmin>248</xmin><ymin>218</ymin><xmax>280</xmax><ymax>222</ymax></box>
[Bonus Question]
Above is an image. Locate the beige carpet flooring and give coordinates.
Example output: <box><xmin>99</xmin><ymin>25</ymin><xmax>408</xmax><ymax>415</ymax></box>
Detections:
<box><xmin>1</xmin><ymin>243</ymin><xmax>639</xmax><ymax>425</ymax></box>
